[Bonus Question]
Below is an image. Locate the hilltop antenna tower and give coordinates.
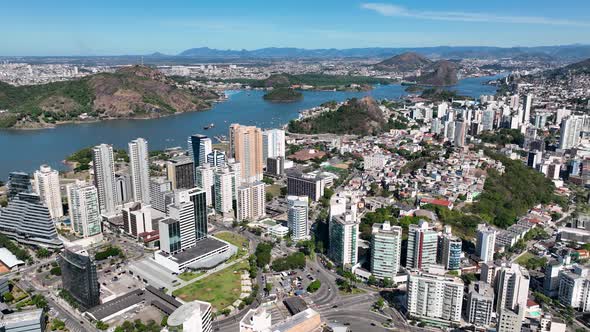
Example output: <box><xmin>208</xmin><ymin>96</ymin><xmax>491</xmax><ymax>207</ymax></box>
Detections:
<box><xmin>141</xmin><ymin>56</ymin><xmax>144</xmax><ymax>66</ymax></box>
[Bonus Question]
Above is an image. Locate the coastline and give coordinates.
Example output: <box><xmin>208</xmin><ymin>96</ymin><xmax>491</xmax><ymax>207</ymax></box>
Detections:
<box><xmin>3</xmin><ymin>103</ymin><xmax>216</xmax><ymax>131</ymax></box>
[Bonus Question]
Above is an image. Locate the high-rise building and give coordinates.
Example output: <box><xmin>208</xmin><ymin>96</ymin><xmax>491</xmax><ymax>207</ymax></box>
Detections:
<box><xmin>128</xmin><ymin>138</ymin><xmax>151</xmax><ymax>204</ymax></box>
<box><xmin>33</xmin><ymin>164</ymin><xmax>63</xmax><ymax>220</ymax></box>
<box><xmin>523</xmin><ymin>94</ymin><xmax>533</xmax><ymax>125</ymax></box>
<box><xmin>214</xmin><ymin>166</ymin><xmax>237</xmax><ymax>214</ymax></box>
<box><xmin>229</xmin><ymin>124</ymin><xmax>263</xmax><ymax>183</ymax></box>
<box><xmin>453</xmin><ymin>120</ymin><xmax>466</xmax><ymax>147</ymax></box>
<box><xmin>195</xmin><ymin>164</ymin><xmax>215</xmax><ymax>207</ymax></box>
<box><xmin>167</xmin><ymin>188</ymin><xmax>208</xmax><ymax>249</ymax></box>
<box><xmin>262</xmin><ymin>129</ymin><xmax>285</xmax><ymax>165</ymax></box>
<box><xmin>7</xmin><ymin>172</ymin><xmax>31</xmax><ymax>201</ymax></box>
<box><xmin>58</xmin><ymin>248</ymin><xmax>100</xmax><ymax>310</ymax></box>
<box><xmin>167</xmin><ymin>155</ymin><xmax>195</xmax><ymax>190</ymax></box>
<box><xmin>480</xmin><ymin>261</ymin><xmax>499</xmax><ymax>284</ymax></box>
<box><xmin>286</xmin><ymin>171</ymin><xmax>327</xmax><ymax>202</ymax></box>
<box><xmin>167</xmin><ymin>300</ymin><xmax>213</xmax><ymax>332</ymax></box>
<box><xmin>370</xmin><ymin>223</ymin><xmax>402</xmax><ymax>280</ymax></box>
<box><xmin>237</xmin><ymin>182</ymin><xmax>266</xmax><ymax>222</ymax></box>
<box><xmin>287</xmin><ymin>196</ymin><xmax>309</xmax><ymax>241</ymax></box>
<box><xmin>239</xmin><ymin>307</ymin><xmax>272</xmax><ymax>332</ymax></box>
<box><xmin>509</xmin><ymin>94</ymin><xmax>519</xmax><ymax>110</ymax></box>
<box><xmin>466</xmin><ymin>281</ymin><xmax>495</xmax><ymax>327</ymax></box>
<box><xmin>406</xmin><ymin>271</ymin><xmax>464</xmax><ymax>323</ymax></box>
<box><xmin>329</xmin><ymin>214</ymin><xmax>358</xmax><ymax>267</ymax></box>
<box><xmin>67</xmin><ymin>181</ymin><xmax>102</xmax><ymax>238</ymax></box>
<box><xmin>115</xmin><ymin>173</ymin><xmax>132</xmax><ymax>205</ymax></box>
<box><xmin>265</xmin><ymin>156</ymin><xmax>285</xmax><ymax>176</ymax></box>
<box><xmin>0</xmin><ymin>192</ymin><xmax>62</xmax><ymax>248</ymax></box>
<box><xmin>557</xmin><ymin>265</ymin><xmax>590</xmax><ymax>311</ymax></box>
<box><xmin>406</xmin><ymin>220</ymin><xmax>438</xmax><ymax>270</ymax></box>
<box><xmin>0</xmin><ymin>308</ymin><xmax>45</xmax><ymax>332</ymax></box>
<box><xmin>159</xmin><ymin>218</ymin><xmax>182</xmax><ymax>254</ymax></box>
<box><xmin>559</xmin><ymin>116</ymin><xmax>583</xmax><ymax>149</ymax></box>
<box><xmin>497</xmin><ymin>306</ymin><xmax>525</xmax><ymax>332</ymax></box>
<box><xmin>188</xmin><ymin>134</ymin><xmax>212</xmax><ymax>167</ymax></box>
<box><xmin>495</xmin><ymin>263</ymin><xmax>530</xmax><ymax>313</ymax></box>
<box><xmin>439</xmin><ymin>227</ymin><xmax>462</xmax><ymax>271</ymax></box>
<box><xmin>122</xmin><ymin>202</ymin><xmax>153</xmax><ymax>237</ymax></box>
<box><xmin>476</xmin><ymin>224</ymin><xmax>496</xmax><ymax>262</ymax></box>
<box><xmin>149</xmin><ymin>177</ymin><xmax>172</xmax><ymax>213</ymax></box>
<box><xmin>207</xmin><ymin>149</ymin><xmax>226</xmax><ymax>167</ymax></box>
<box><xmin>92</xmin><ymin>144</ymin><xmax>117</xmax><ymax>214</ymax></box>
<box><xmin>482</xmin><ymin>109</ymin><xmax>495</xmax><ymax>131</ymax></box>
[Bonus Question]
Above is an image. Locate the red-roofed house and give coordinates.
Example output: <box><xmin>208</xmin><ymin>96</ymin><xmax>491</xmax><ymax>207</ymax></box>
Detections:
<box><xmin>419</xmin><ymin>197</ymin><xmax>454</xmax><ymax>210</ymax></box>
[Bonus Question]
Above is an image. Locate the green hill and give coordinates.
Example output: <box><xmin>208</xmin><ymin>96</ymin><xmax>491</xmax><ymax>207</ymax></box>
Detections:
<box><xmin>288</xmin><ymin>96</ymin><xmax>388</xmax><ymax>135</ymax></box>
<box><xmin>263</xmin><ymin>88</ymin><xmax>303</xmax><ymax>102</ymax></box>
<box><xmin>0</xmin><ymin>65</ymin><xmax>218</xmax><ymax>128</ymax></box>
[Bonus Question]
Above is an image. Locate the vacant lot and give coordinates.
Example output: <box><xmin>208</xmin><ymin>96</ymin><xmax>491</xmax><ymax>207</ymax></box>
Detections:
<box><xmin>215</xmin><ymin>231</ymin><xmax>249</xmax><ymax>248</ymax></box>
<box><xmin>172</xmin><ymin>260</ymin><xmax>249</xmax><ymax>310</ymax></box>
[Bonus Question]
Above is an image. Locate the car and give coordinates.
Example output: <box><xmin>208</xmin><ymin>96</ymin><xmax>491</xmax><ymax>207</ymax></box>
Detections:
<box><xmin>332</xmin><ymin>305</ymin><xmax>338</xmax><ymax>308</ymax></box>
<box><xmin>344</xmin><ymin>322</ymin><xmax>350</xmax><ymax>326</ymax></box>
<box><xmin>370</xmin><ymin>323</ymin><xmax>376</xmax><ymax>326</ymax></box>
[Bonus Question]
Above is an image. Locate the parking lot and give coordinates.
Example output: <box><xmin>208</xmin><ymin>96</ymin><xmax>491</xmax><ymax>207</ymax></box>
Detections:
<box><xmin>263</xmin><ymin>266</ymin><xmax>318</xmax><ymax>298</ymax></box>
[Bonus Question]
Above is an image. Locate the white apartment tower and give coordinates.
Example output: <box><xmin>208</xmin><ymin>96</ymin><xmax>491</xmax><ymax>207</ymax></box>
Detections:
<box><xmin>92</xmin><ymin>144</ymin><xmax>117</xmax><ymax>214</ymax></box>
<box><xmin>66</xmin><ymin>181</ymin><xmax>102</xmax><ymax>238</ymax></box>
<box><xmin>262</xmin><ymin>129</ymin><xmax>286</xmax><ymax>164</ymax></box>
<box><xmin>128</xmin><ymin>138</ymin><xmax>151</xmax><ymax>204</ymax></box>
<box><xmin>476</xmin><ymin>224</ymin><xmax>496</xmax><ymax>262</ymax></box>
<box><xmin>495</xmin><ymin>263</ymin><xmax>530</xmax><ymax>313</ymax></box>
<box><xmin>214</xmin><ymin>167</ymin><xmax>236</xmax><ymax>214</ymax></box>
<box><xmin>195</xmin><ymin>164</ymin><xmax>215</xmax><ymax>206</ymax></box>
<box><xmin>237</xmin><ymin>182</ymin><xmax>266</xmax><ymax>222</ymax></box>
<box><xmin>406</xmin><ymin>271</ymin><xmax>464</xmax><ymax>323</ymax></box>
<box><xmin>33</xmin><ymin>164</ymin><xmax>64</xmax><ymax>220</ymax></box>
<box><xmin>287</xmin><ymin>196</ymin><xmax>309</xmax><ymax>241</ymax></box>
<box><xmin>370</xmin><ymin>223</ymin><xmax>402</xmax><ymax>280</ymax></box>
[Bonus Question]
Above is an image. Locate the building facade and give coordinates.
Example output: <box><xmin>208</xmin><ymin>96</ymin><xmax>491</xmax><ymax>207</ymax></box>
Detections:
<box><xmin>67</xmin><ymin>181</ymin><xmax>102</xmax><ymax>238</ymax></box>
<box><xmin>128</xmin><ymin>138</ymin><xmax>151</xmax><ymax>204</ymax></box>
<box><xmin>58</xmin><ymin>249</ymin><xmax>100</xmax><ymax>310</ymax></box>
<box><xmin>287</xmin><ymin>196</ymin><xmax>309</xmax><ymax>241</ymax></box>
<box><xmin>92</xmin><ymin>144</ymin><xmax>117</xmax><ymax>214</ymax></box>
<box><xmin>370</xmin><ymin>223</ymin><xmax>402</xmax><ymax>280</ymax></box>
<box><xmin>33</xmin><ymin>164</ymin><xmax>63</xmax><ymax>220</ymax></box>
<box><xmin>229</xmin><ymin>124</ymin><xmax>264</xmax><ymax>183</ymax></box>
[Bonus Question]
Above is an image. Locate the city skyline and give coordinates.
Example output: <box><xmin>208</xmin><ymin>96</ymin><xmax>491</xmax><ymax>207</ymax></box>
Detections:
<box><xmin>2</xmin><ymin>1</ymin><xmax>590</xmax><ymax>56</ymax></box>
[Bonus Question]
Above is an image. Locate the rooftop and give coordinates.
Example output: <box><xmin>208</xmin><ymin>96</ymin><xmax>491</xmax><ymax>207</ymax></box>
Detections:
<box><xmin>168</xmin><ymin>300</ymin><xmax>211</xmax><ymax>327</ymax></box>
<box><xmin>86</xmin><ymin>289</ymin><xmax>144</xmax><ymax>321</ymax></box>
<box><xmin>157</xmin><ymin>237</ymin><xmax>228</xmax><ymax>264</ymax></box>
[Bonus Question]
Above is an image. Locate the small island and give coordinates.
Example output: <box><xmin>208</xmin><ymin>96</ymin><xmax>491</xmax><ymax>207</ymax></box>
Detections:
<box><xmin>262</xmin><ymin>87</ymin><xmax>303</xmax><ymax>102</ymax></box>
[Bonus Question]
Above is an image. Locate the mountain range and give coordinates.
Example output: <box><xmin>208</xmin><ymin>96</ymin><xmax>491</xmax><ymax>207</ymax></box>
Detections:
<box><xmin>175</xmin><ymin>45</ymin><xmax>590</xmax><ymax>61</ymax></box>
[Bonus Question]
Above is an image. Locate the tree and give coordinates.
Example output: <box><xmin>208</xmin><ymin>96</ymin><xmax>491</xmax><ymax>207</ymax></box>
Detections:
<box><xmin>160</xmin><ymin>316</ymin><xmax>168</xmax><ymax>327</ymax></box>
<box><xmin>255</xmin><ymin>243</ymin><xmax>273</xmax><ymax>268</ymax></box>
<box><xmin>367</xmin><ymin>275</ymin><xmax>377</xmax><ymax>286</ymax></box>
<box><xmin>36</xmin><ymin>248</ymin><xmax>51</xmax><ymax>259</ymax></box>
<box><xmin>375</xmin><ymin>297</ymin><xmax>385</xmax><ymax>310</ymax></box>
<box><xmin>307</xmin><ymin>280</ymin><xmax>321</xmax><ymax>293</ymax></box>
<box><xmin>3</xmin><ymin>292</ymin><xmax>13</xmax><ymax>303</ymax></box>
<box><xmin>382</xmin><ymin>277</ymin><xmax>393</xmax><ymax>288</ymax></box>
<box><xmin>96</xmin><ymin>321</ymin><xmax>109</xmax><ymax>330</ymax></box>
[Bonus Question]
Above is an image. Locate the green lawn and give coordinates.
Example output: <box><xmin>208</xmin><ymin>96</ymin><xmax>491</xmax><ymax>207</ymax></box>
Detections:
<box><xmin>178</xmin><ymin>271</ymin><xmax>204</xmax><ymax>282</ymax></box>
<box><xmin>172</xmin><ymin>261</ymin><xmax>249</xmax><ymax>310</ymax></box>
<box><xmin>516</xmin><ymin>252</ymin><xmax>535</xmax><ymax>266</ymax></box>
<box><xmin>214</xmin><ymin>231</ymin><xmax>249</xmax><ymax>248</ymax></box>
<box><xmin>267</xmin><ymin>184</ymin><xmax>282</xmax><ymax>197</ymax></box>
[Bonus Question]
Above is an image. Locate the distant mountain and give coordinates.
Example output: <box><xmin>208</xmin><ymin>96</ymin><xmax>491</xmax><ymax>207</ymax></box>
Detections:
<box><xmin>0</xmin><ymin>66</ymin><xmax>218</xmax><ymax>129</ymax></box>
<box><xmin>374</xmin><ymin>52</ymin><xmax>432</xmax><ymax>71</ymax></box>
<box><xmin>415</xmin><ymin>60</ymin><xmax>459</xmax><ymax>86</ymax></box>
<box><xmin>175</xmin><ymin>45</ymin><xmax>590</xmax><ymax>61</ymax></box>
<box><xmin>538</xmin><ymin>57</ymin><xmax>590</xmax><ymax>78</ymax></box>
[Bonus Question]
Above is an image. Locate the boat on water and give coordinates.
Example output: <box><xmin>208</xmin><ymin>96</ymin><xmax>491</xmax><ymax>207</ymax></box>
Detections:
<box><xmin>204</xmin><ymin>123</ymin><xmax>215</xmax><ymax>130</ymax></box>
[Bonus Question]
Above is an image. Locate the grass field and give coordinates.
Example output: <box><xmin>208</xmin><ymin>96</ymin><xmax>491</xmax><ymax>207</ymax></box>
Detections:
<box><xmin>172</xmin><ymin>260</ymin><xmax>249</xmax><ymax>310</ymax></box>
<box><xmin>267</xmin><ymin>184</ymin><xmax>282</xmax><ymax>197</ymax></box>
<box><xmin>178</xmin><ymin>271</ymin><xmax>204</xmax><ymax>282</ymax></box>
<box><xmin>214</xmin><ymin>231</ymin><xmax>249</xmax><ymax>248</ymax></box>
<box><xmin>516</xmin><ymin>252</ymin><xmax>535</xmax><ymax>266</ymax></box>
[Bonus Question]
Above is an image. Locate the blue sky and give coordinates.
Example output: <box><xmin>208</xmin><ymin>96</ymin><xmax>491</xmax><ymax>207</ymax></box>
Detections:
<box><xmin>2</xmin><ymin>0</ymin><xmax>590</xmax><ymax>55</ymax></box>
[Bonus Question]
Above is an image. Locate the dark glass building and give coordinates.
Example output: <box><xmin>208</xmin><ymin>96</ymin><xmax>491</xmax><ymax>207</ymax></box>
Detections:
<box><xmin>7</xmin><ymin>172</ymin><xmax>32</xmax><ymax>200</ymax></box>
<box><xmin>190</xmin><ymin>189</ymin><xmax>208</xmax><ymax>241</ymax></box>
<box><xmin>58</xmin><ymin>249</ymin><xmax>100</xmax><ymax>310</ymax></box>
<box><xmin>166</xmin><ymin>156</ymin><xmax>195</xmax><ymax>190</ymax></box>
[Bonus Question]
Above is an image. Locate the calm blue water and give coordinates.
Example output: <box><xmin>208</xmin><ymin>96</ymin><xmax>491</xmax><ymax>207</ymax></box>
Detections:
<box><xmin>0</xmin><ymin>74</ymin><xmax>503</xmax><ymax>178</ymax></box>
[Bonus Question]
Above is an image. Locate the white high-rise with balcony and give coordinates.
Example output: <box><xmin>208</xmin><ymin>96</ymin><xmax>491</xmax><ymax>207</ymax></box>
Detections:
<box><xmin>287</xmin><ymin>196</ymin><xmax>309</xmax><ymax>241</ymax></box>
<box><xmin>66</xmin><ymin>181</ymin><xmax>102</xmax><ymax>238</ymax></box>
<box><xmin>92</xmin><ymin>144</ymin><xmax>117</xmax><ymax>214</ymax></box>
<box><xmin>34</xmin><ymin>164</ymin><xmax>63</xmax><ymax>220</ymax></box>
<box><xmin>128</xmin><ymin>138</ymin><xmax>151</xmax><ymax>204</ymax></box>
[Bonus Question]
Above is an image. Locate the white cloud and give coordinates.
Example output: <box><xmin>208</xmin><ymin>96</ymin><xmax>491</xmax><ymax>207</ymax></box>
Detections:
<box><xmin>361</xmin><ymin>2</ymin><xmax>590</xmax><ymax>27</ymax></box>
